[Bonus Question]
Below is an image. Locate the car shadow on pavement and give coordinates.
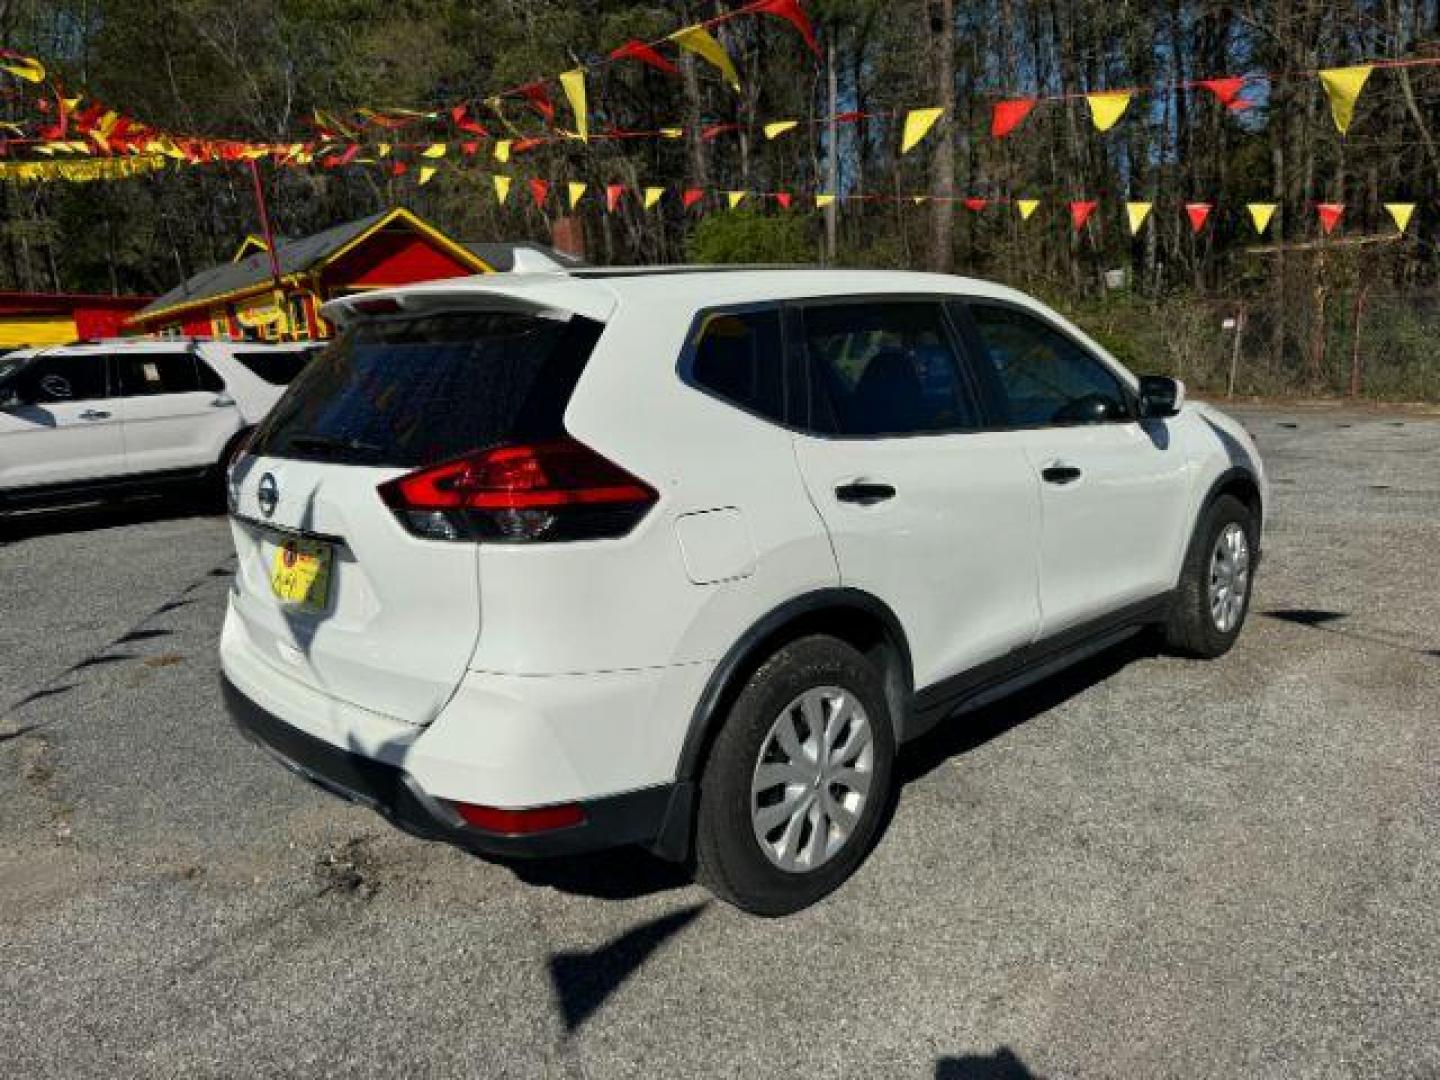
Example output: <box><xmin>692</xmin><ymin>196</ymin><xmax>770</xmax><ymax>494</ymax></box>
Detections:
<box><xmin>509</xmin><ymin>844</ymin><xmax>695</xmax><ymax>901</ymax></box>
<box><xmin>901</xmin><ymin>632</ymin><xmax>1161</xmax><ymax>786</ymax></box>
<box><xmin>547</xmin><ymin>903</ymin><xmax>707</xmax><ymax>1032</ymax></box>
<box><xmin>0</xmin><ymin>494</ymin><xmax>221</xmax><ymax>544</ymax></box>
<box><xmin>935</xmin><ymin>1046</ymin><xmax>1042</xmax><ymax>1078</ymax></box>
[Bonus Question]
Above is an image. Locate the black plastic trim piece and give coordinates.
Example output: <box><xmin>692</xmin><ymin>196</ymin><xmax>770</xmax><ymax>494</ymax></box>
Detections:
<box><xmin>0</xmin><ymin>465</ymin><xmax>212</xmax><ymax>510</ymax></box>
<box><xmin>222</xmin><ymin>674</ymin><xmax>675</xmax><ymax>861</ymax></box>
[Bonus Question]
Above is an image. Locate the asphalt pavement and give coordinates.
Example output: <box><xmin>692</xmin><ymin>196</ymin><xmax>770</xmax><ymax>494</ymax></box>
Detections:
<box><xmin>1</xmin><ymin>403</ymin><xmax>1437</xmax><ymax>1079</ymax></box>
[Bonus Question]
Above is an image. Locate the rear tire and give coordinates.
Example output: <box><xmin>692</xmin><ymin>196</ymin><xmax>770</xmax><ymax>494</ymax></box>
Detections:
<box><xmin>694</xmin><ymin>635</ymin><xmax>896</xmax><ymax>916</ymax></box>
<box><xmin>1164</xmin><ymin>493</ymin><xmax>1258</xmax><ymax>658</ymax></box>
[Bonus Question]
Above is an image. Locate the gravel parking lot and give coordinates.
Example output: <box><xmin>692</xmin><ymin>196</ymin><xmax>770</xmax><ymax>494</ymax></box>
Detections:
<box><xmin>2</xmin><ymin>403</ymin><xmax>1437</xmax><ymax>1079</ymax></box>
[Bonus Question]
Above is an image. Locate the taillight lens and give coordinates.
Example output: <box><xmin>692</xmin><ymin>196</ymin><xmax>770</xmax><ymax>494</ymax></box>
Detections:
<box><xmin>378</xmin><ymin>437</ymin><xmax>657</xmax><ymax>543</ymax></box>
<box><xmin>449</xmin><ymin>800</ymin><xmax>586</xmax><ymax>835</ymax></box>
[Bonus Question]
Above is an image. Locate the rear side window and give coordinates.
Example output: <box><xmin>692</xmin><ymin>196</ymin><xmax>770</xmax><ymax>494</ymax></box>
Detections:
<box><xmin>249</xmin><ymin>311</ymin><xmax>603</xmax><ymax>467</ymax></box>
<box><xmin>967</xmin><ymin>305</ymin><xmax>1131</xmax><ymax>426</ymax></box>
<box><xmin>687</xmin><ymin>309</ymin><xmax>786</xmax><ymax>424</ymax></box>
<box><xmin>115</xmin><ymin>353</ymin><xmax>206</xmax><ymax>397</ymax></box>
<box><xmin>800</xmin><ymin>302</ymin><xmax>978</xmax><ymax>436</ymax></box>
<box><xmin>7</xmin><ymin>354</ymin><xmax>108</xmax><ymax>404</ymax></box>
<box><xmin>230</xmin><ymin>349</ymin><xmax>312</xmax><ymax>386</ymax></box>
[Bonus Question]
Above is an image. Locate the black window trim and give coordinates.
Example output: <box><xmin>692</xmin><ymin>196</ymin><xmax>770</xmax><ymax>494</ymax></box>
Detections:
<box><xmin>948</xmin><ymin>297</ymin><xmax>1141</xmax><ymax>430</ymax></box>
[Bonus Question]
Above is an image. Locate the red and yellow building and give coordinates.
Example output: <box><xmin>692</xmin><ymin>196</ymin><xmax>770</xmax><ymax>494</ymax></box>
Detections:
<box><xmin>0</xmin><ymin>291</ymin><xmax>154</xmax><ymax>349</ymax></box>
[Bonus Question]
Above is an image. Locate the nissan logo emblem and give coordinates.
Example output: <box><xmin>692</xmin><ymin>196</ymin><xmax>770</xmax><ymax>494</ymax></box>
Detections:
<box><xmin>257</xmin><ymin>473</ymin><xmax>279</xmax><ymax>518</ymax></box>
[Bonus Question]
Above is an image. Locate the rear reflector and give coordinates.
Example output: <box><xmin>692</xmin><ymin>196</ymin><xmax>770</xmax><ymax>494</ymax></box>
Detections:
<box><xmin>450</xmin><ymin>801</ymin><xmax>586</xmax><ymax>835</ymax></box>
<box><xmin>351</xmin><ymin>296</ymin><xmax>402</xmax><ymax>315</ymax></box>
<box><xmin>378</xmin><ymin>436</ymin><xmax>657</xmax><ymax>543</ymax></box>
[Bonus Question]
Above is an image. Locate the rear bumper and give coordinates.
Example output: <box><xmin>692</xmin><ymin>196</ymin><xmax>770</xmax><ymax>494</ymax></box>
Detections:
<box><xmin>222</xmin><ymin>674</ymin><xmax>683</xmax><ymax>860</ymax></box>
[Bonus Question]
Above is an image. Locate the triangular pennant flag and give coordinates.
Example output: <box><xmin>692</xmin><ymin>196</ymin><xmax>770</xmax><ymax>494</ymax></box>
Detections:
<box><xmin>461</xmin><ymin>141</ymin><xmax>480</xmax><ymax>156</ymax></box>
<box><xmin>609</xmin><ymin>40</ymin><xmax>679</xmax><ymax>77</ymax></box>
<box><xmin>682</xmin><ymin>188</ymin><xmax>705</xmax><ymax>209</ymax></box>
<box><xmin>517</xmin><ymin>81</ymin><xmax>555</xmax><ymax>123</ymax></box>
<box><xmin>764</xmin><ymin>120</ymin><xmax>799</xmax><ymax>140</ymax></box>
<box><xmin>1247</xmin><ymin>203</ymin><xmax>1277</xmax><ymax>235</ymax></box>
<box><xmin>528</xmin><ymin>178</ymin><xmax>550</xmax><ymax>208</ymax></box>
<box><xmin>726</xmin><ymin>190</ymin><xmax>746</xmax><ymax>209</ymax></box>
<box><xmin>1185</xmin><ymin>202</ymin><xmax>1212</xmax><ymax>233</ymax></box>
<box><xmin>0</xmin><ymin>51</ymin><xmax>46</xmax><ymax>83</ymax></box>
<box><xmin>559</xmin><ymin>69</ymin><xmax>588</xmax><ymax>142</ymax></box>
<box><xmin>1318</xmin><ymin>66</ymin><xmax>1372</xmax><ymax>135</ymax></box>
<box><xmin>1069</xmin><ymin>200</ymin><xmax>1098</xmax><ymax>230</ymax></box>
<box><xmin>815</xmin><ymin>193</ymin><xmax>836</xmax><ymax>209</ymax></box>
<box><xmin>775</xmin><ymin>192</ymin><xmax>792</xmax><ymax>210</ymax></box>
<box><xmin>1016</xmin><ymin>199</ymin><xmax>1040</xmax><ymax>221</ymax></box>
<box><xmin>605</xmin><ymin>184</ymin><xmax>625</xmax><ymax>211</ymax></box>
<box><xmin>1198</xmin><ymin>77</ymin><xmax>1246</xmax><ymax>107</ymax></box>
<box><xmin>389</xmin><ymin>161</ymin><xmax>408</xmax><ymax>177</ymax></box>
<box><xmin>901</xmin><ymin>107</ymin><xmax>945</xmax><ymax>154</ymax></box>
<box><xmin>1126</xmin><ymin>202</ymin><xmax>1153</xmax><ymax>235</ymax></box>
<box><xmin>417</xmin><ymin>166</ymin><xmax>438</xmax><ymax>185</ymax></box>
<box><xmin>963</xmin><ymin>197</ymin><xmax>988</xmax><ymax>212</ymax></box>
<box><xmin>568</xmin><ymin>181</ymin><xmax>587</xmax><ymax>209</ymax></box>
<box><xmin>912</xmin><ymin>196</ymin><xmax>929</xmax><ymax>206</ymax></box>
<box><xmin>494</xmin><ymin>139</ymin><xmax>512</xmax><ymax>163</ymax></box>
<box><xmin>753</xmin><ymin>0</ymin><xmax>820</xmax><ymax>56</ymax></box>
<box><xmin>643</xmin><ymin>186</ymin><xmax>664</xmax><ymax>209</ymax></box>
<box><xmin>1086</xmin><ymin>91</ymin><xmax>1132</xmax><ymax>132</ymax></box>
<box><xmin>659</xmin><ymin>127</ymin><xmax>684</xmax><ymax>140</ymax></box>
<box><xmin>991</xmin><ymin>98</ymin><xmax>1037</xmax><ymax>139</ymax></box>
<box><xmin>1317</xmin><ymin>203</ymin><xmax>1345</xmax><ymax>235</ymax></box>
<box><xmin>493</xmin><ymin>175</ymin><xmax>511</xmax><ymax>204</ymax></box>
<box><xmin>1385</xmin><ymin>202</ymin><xmax>1416</xmax><ymax>234</ymax></box>
<box><xmin>669</xmin><ymin>26</ymin><xmax>741</xmax><ymax>91</ymax></box>
<box><xmin>421</xmin><ymin>143</ymin><xmax>447</xmax><ymax>158</ymax></box>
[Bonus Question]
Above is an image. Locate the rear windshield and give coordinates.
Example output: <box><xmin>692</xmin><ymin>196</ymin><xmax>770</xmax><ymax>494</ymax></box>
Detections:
<box><xmin>231</xmin><ymin>347</ymin><xmax>320</xmax><ymax>386</ymax></box>
<box><xmin>248</xmin><ymin>311</ymin><xmax>603</xmax><ymax>467</ymax></box>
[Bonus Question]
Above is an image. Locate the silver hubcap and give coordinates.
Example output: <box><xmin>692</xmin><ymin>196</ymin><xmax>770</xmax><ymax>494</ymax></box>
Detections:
<box><xmin>1208</xmin><ymin>522</ymin><xmax>1251</xmax><ymax>633</ymax></box>
<box><xmin>751</xmin><ymin>686</ymin><xmax>874</xmax><ymax>873</ymax></box>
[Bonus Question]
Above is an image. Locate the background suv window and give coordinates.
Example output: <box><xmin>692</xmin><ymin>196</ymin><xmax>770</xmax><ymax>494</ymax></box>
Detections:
<box><xmin>230</xmin><ymin>348</ymin><xmax>312</xmax><ymax>386</ymax></box>
<box><xmin>9</xmin><ymin>354</ymin><xmax>108</xmax><ymax>404</ymax></box>
<box><xmin>689</xmin><ymin>309</ymin><xmax>786</xmax><ymax>424</ymax></box>
<box><xmin>801</xmin><ymin>302</ymin><xmax>977</xmax><ymax>436</ymax></box>
<box><xmin>967</xmin><ymin>305</ymin><xmax>1131</xmax><ymax>427</ymax></box>
<box><xmin>115</xmin><ymin>353</ymin><xmax>207</xmax><ymax>397</ymax></box>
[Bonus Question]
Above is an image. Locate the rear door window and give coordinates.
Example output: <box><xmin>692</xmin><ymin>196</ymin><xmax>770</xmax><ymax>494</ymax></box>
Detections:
<box><xmin>686</xmin><ymin>308</ymin><xmax>786</xmax><ymax>424</ymax></box>
<box><xmin>249</xmin><ymin>311</ymin><xmax>603</xmax><ymax>467</ymax></box>
<box><xmin>115</xmin><ymin>353</ymin><xmax>206</xmax><ymax>397</ymax></box>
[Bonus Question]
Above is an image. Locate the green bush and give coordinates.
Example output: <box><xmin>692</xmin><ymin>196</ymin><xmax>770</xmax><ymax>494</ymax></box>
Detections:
<box><xmin>686</xmin><ymin>210</ymin><xmax>816</xmax><ymax>265</ymax></box>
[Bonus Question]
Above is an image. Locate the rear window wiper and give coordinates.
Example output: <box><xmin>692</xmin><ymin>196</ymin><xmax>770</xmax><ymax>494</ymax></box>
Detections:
<box><xmin>286</xmin><ymin>433</ymin><xmax>385</xmax><ymax>459</ymax></box>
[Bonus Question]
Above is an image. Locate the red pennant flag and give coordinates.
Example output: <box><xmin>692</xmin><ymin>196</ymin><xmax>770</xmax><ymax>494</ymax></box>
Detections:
<box><xmin>834</xmin><ymin>110</ymin><xmax>865</xmax><ymax>124</ymax></box>
<box><xmin>753</xmin><ymin>0</ymin><xmax>820</xmax><ymax>56</ymax></box>
<box><xmin>702</xmin><ymin>123</ymin><xmax>740</xmax><ymax>142</ymax></box>
<box><xmin>511</xmin><ymin>137</ymin><xmax>545</xmax><ymax>155</ymax></box>
<box><xmin>963</xmin><ymin>197</ymin><xmax>988</xmax><ymax>212</ymax></box>
<box><xmin>1069</xmin><ymin>200</ymin><xmax>1098</xmax><ymax>231</ymax></box>
<box><xmin>72</xmin><ymin>102</ymin><xmax>106</xmax><ymax>133</ymax></box>
<box><xmin>461</xmin><ymin>141</ymin><xmax>480</xmax><ymax>156</ymax></box>
<box><xmin>528</xmin><ymin>178</ymin><xmax>550</xmax><ymax>208</ymax></box>
<box><xmin>775</xmin><ymin>192</ymin><xmax>793</xmax><ymax>209</ymax></box>
<box><xmin>518</xmin><ymin>81</ymin><xmax>555</xmax><ymax>123</ymax></box>
<box><xmin>1317</xmin><ymin>203</ymin><xmax>1345</xmax><ymax>235</ymax></box>
<box><xmin>605</xmin><ymin>184</ymin><xmax>625</xmax><ymax>211</ymax></box>
<box><xmin>1198</xmin><ymin>77</ymin><xmax>1245</xmax><ymax>107</ymax></box>
<box><xmin>1185</xmin><ymin>202</ymin><xmax>1212</xmax><ymax>233</ymax></box>
<box><xmin>682</xmin><ymin>188</ymin><xmax>705</xmax><ymax>209</ymax></box>
<box><xmin>38</xmin><ymin>87</ymin><xmax>68</xmax><ymax>141</ymax></box>
<box><xmin>609</xmin><ymin>40</ymin><xmax>680</xmax><ymax>76</ymax></box>
<box><xmin>450</xmin><ymin>104</ymin><xmax>490</xmax><ymax>136</ymax></box>
<box><xmin>390</xmin><ymin>162</ymin><xmax>408</xmax><ymax>177</ymax></box>
<box><xmin>991</xmin><ymin>98</ymin><xmax>1036</xmax><ymax>139</ymax></box>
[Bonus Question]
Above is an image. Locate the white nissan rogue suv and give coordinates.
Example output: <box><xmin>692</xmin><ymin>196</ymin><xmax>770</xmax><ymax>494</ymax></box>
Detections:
<box><xmin>221</xmin><ymin>268</ymin><xmax>1266</xmax><ymax>915</ymax></box>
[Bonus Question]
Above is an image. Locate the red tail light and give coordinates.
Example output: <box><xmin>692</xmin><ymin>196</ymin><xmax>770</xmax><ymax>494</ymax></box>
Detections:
<box><xmin>378</xmin><ymin>437</ymin><xmax>657</xmax><ymax>542</ymax></box>
<box><xmin>450</xmin><ymin>800</ymin><xmax>586</xmax><ymax>835</ymax></box>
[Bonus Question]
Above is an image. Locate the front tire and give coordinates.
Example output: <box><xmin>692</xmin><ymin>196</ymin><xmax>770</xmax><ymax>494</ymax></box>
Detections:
<box><xmin>1165</xmin><ymin>493</ymin><xmax>1258</xmax><ymax>658</ymax></box>
<box><xmin>694</xmin><ymin>635</ymin><xmax>896</xmax><ymax>916</ymax></box>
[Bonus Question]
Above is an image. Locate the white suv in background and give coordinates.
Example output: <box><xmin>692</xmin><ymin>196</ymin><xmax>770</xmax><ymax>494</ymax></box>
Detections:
<box><xmin>0</xmin><ymin>339</ymin><xmax>319</xmax><ymax>514</ymax></box>
<box><xmin>221</xmin><ymin>268</ymin><xmax>1266</xmax><ymax>915</ymax></box>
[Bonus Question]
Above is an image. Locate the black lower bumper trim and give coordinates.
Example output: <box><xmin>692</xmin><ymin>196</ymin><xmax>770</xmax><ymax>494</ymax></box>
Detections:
<box><xmin>222</xmin><ymin>674</ymin><xmax>677</xmax><ymax>860</ymax></box>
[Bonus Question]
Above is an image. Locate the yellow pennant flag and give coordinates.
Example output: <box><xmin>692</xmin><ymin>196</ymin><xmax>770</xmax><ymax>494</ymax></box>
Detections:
<box><xmin>559</xmin><ymin>68</ymin><xmax>588</xmax><ymax>142</ymax></box>
<box><xmin>643</xmin><ymin>186</ymin><xmax>665</xmax><ymax>209</ymax></box>
<box><xmin>1126</xmin><ymin>202</ymin><xmax>1153</xmax><ymax>235</ymax></box>
<box><xmin>764</xmin><ymin>120</ymin><xmax>799</xmax><ymax>140</ymax></box>
<box><xmin>0</xmin><ymin>53</ymin><xmax>46</xmax><ymax>83</ymax></box>
<box><xmin>493</xmin><ymin>175</ymin><xmax>512</xmax><ymax>204</ymax></box>
<box><xmin>1247</xmin><ymin>203</ymin><xmax>1277</xmax><ymax>235</ymax></box>
<box><xmin>568</xmin><ymin>182</ymin><xmax>587</xmax><ymax>209</ymax></box>
<box><xmin>1318</xmin><ymin>66</ymin><xmax>1373</xmax><ymax>135</ymax></box>
<box><xmin>815</xmin><ymin>194</ymin><xmax>836</xmax><ymax>209</ymax></box>
<box><xmin>1087</xmin><ymin>91</ymin><xmax>1132</xmax><ymax>132</ymax></box>
<box><xmin>726</xmin><ymin>190</ymin><xmax>746</xmax><ymax>209</ymax></box>
<box><xmin>494</xmin><ymin>139</ymin><xmax>512</xmax><ymax>163</ymax></box>
<box><xmin>377</xmin><ymin>143</ymin><xmax>392</xmax><ymax>158</ymax></box>
<box><xmin>900</xmin><ymin>108</ymin><xmax>944</xmax><ymax>154</ymax></box>
<box><xmin>421</xmin><ymin>143</ymin><xmax>447</xmax><ymax>158</ymax></box>
<box><xmin>670</xmin><ymin>26</ymin><xmax>740</xmax><ymax>91</ymax></box>
<box><xmin>1016</xmin><ymin>198</ymin><xmax>1040</xmax><ymax>221</ymax></box>
<box><xmin>1385</xmin><ymin>202</ymin><xmax>1416</xmax><ymax>234</ymax></box>
<box><xmin>418</xmin><ymin>166</ymin><xmax>438</xmax><ymax>185</ymax></box>
<box><xmin>659</xmin><ymin>127</ymin><xmax>684</xmax><ymax>140</ymax></box>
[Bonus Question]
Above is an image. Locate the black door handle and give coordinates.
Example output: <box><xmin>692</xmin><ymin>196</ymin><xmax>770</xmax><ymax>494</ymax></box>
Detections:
<box><xmin>835</xmin><ymin>482</ymin><xmax>896</xmax><ymax>505</ymax></box>
<box><xmin>1041</xmin><ymin>465</ymin><xmax>1082</xmax><ymax>485</ymax></box>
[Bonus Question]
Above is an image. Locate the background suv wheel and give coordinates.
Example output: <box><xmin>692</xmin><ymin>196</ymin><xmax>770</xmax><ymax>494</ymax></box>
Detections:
<box><xmin>695</xmin><ymin>634</ymin><xmax>896</xmax><ymax>916</ymax></box>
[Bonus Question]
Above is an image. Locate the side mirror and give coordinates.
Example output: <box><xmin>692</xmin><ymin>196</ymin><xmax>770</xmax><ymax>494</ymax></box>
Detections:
<box><xmin>1138</xmin><ymin>375</ymin><xmax>1185</xmax><ymax>420</ymax></box>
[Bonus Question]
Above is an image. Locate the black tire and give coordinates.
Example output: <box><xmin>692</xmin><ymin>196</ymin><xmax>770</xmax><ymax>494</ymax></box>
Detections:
<box><xmin>1164</xmin><ymin>493</ymin><xmax>1258</xmax><ymax>658</ymax></box>
<box><xmin>694</xmin><ymin>634</ymin><xmax>896</xmax><ymax>917</ymax></box>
